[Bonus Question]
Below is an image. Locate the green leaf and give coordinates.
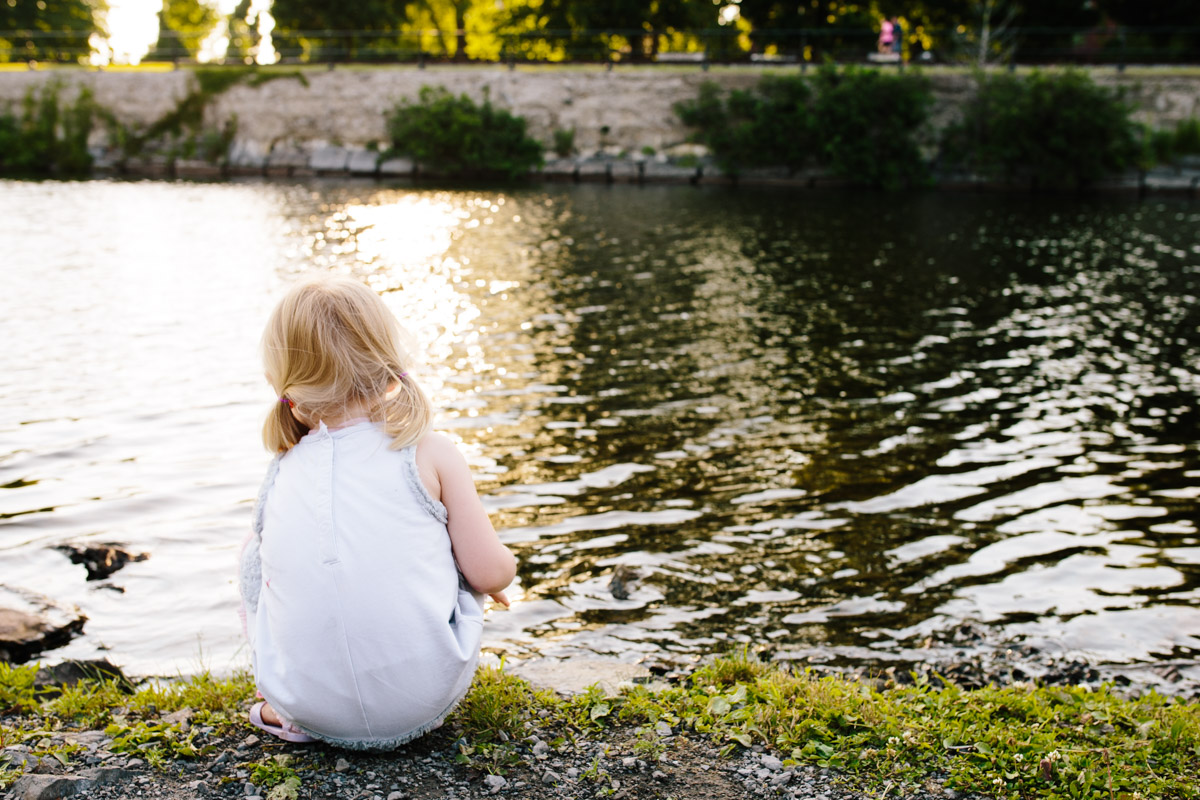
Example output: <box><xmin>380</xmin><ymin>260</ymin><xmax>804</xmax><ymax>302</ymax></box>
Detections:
<box><xmin>589</xmin><ymin>702</ymin><xmax>611</xmax><ymax>721</ymax></box>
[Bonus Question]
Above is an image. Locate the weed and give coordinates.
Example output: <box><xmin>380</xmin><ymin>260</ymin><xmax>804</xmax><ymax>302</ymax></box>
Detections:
<box><xmin>553</xmin><ymin>127</ymin><xmax>575</xmax><ymax>157</ymax></box>
<box><xmin>449</xmin><ymin>665</ymin><xmax>553</xmax><ymax>743</ymax></box>
<box><xmin>0</xmin><ymin>663</ymin><xmax>38</xmax><ymax>713</ymax></box>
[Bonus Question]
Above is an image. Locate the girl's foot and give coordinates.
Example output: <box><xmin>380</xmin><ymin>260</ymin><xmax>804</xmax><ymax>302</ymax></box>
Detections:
<box><xmin>249</xmin><ymin>701</ymin><xmax>316</xmax><ymax>743</ymax></box>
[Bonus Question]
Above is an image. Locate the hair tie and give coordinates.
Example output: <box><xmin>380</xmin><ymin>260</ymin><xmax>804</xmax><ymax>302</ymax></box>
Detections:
<box><xmin>279</xmin><ymin>397</ymin><xmax>294</xmax><ymax>408</ymax></box>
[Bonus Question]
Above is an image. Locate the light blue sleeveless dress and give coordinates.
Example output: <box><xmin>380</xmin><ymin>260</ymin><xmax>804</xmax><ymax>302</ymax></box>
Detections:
<box><xmin>239</xmin><ymin>421</ymin><xmax>484</xmax><ymax>750</ymax></box>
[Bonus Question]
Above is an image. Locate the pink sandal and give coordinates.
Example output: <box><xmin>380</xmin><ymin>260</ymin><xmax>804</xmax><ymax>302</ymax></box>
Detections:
<box><xmin>249</xmin><ymin>701</ymin><xmax>316</xmax><ymax>743</ymax></box>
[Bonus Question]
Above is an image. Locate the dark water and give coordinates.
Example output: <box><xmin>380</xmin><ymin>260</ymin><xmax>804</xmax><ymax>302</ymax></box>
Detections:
<box><xmin>1</xmin><ymin>180</ymin><xmax>1197</xmax><ymax>687</ymax></box>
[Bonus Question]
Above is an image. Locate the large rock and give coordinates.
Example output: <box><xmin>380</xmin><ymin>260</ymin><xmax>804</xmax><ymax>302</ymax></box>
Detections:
<box><xmin>0</xmin><ymin>586</ymin><xmax>86</xmax><ymax>663</ymax></box>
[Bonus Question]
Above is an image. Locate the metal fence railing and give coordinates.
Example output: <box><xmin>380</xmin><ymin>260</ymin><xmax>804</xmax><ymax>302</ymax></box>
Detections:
<box><xmin>2</xmin><ymin>26</ymin><xmax>1198</xmax><ymax>67</ymax></box>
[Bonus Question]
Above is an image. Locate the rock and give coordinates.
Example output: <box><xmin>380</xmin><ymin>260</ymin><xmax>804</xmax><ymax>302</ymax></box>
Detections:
<box><xmin>0</xmin><ymin>586</ymin><xmax>87</xmax><ymax>663</ymax></box>
<box><xmin>34</xmin><ymin>660</ymin><xmax>131</xmax><ymax>696</ymax></box>
<box><xmin>654</xmin><ymin>721</ymin><xmax>673</xmax><ymax>737</ymax></box>
<box><xmin>377</xmin><ymin>157</ymin><xmax>414</xmax><ymax>177</ymax></box>
<box><xmin>387</xmin><ymin>792</ymin><xmax>407</xmax><ymax>800</ymax></box>
<box><xmin>484</xmin><ymin>774</ymin><xmax>507</xmax><ymax>792</ymax></box>
<box><xmin>54</xmin><ymin>544</ymin><xmax>148</xmax><ymax>581</ymax></box>
<box><xmin>8</xmin><ymin>774</ymin><xmax>93</xmax><ymax>800</ymax></box>
<box><xmin>761</xmin><ymin>754</ymin><xmax>783</xmax><ymax>771</ymax></box>
<box><xmin>310</xmin><ymin>145</ymin><xmax>351</xmax><ymax>173</ymax></box>
<box><xmin>540</xmin><ymin>770</ymin><xmax>560</xmax><ymax>785</ymax></box>
<box><xmin>335</xmin><ymin>758</ymin><xmax>352</xmax><ymax>772</ymax></box>
<box><xmin>608</xmin><ymin>566</ymin><xmax>637</xmax><ymax>600</ymax></box>
<box><xmin>531</xmin><ymin>740</ymin><xmax>550</xmax><ymax>759</ymax></box>
<box><xmin>347</xmin><ymin>150</ymin><xmax>381</xmax><ymax>176</ymax></box>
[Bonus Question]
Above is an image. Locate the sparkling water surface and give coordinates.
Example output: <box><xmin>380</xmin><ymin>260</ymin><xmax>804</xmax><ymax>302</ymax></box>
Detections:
<box><xmin>1</xmin><ymin>178</ymin><xmax>1197</xmax><ymax>685</ymax></box>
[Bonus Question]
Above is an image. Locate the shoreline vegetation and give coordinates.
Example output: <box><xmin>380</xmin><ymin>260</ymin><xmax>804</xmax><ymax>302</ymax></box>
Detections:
<box><xmin>2</xmin><ymin>652</ymin><xmax>1197</xmax><ymax>800</ymax></box>
<box><xmin>0</xmin><ymin>64</ymin><xmax>1198</xmax><ymax>194</ymax></box>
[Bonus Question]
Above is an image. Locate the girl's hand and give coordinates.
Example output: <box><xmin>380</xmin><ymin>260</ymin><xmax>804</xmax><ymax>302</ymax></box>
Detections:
<box><xmin>488</xmin><ymin>591</ymin><xmax>510</xmax><ymax>608</ymax></box>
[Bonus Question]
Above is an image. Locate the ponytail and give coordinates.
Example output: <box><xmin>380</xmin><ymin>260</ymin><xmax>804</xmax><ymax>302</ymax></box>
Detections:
<box><xmin>263</xmin><ymin>394</ymin><xmax>311</xmax><ymax>454</ymax></box>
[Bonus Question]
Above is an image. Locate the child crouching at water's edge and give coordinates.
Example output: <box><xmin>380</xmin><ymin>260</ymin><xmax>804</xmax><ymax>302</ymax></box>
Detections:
<box><xmin>238</xmin><ymin>274</ymin><xmax>516</xmax><ymax>749</ymax></box>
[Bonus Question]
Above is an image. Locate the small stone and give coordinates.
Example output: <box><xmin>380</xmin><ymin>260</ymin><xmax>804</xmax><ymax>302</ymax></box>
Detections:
<box><xmin>755</xmin><ymin>768</ymin><xmax>771</xmax><ymax>780</ymax></box>
<box><xmin>242</xmin><ymin>735</ymin><xmax>260</xmax><ymax>748</ymax></box>
<box><xmin>771</xmin><ymin>771</ymin><xmax>792</xmax><ymax>786</ymax></box>
<box><xmin>565</xmin><ymin>768</ymin><xmax>579</xmax><ymax>779</ymax></box>
<box><xmin>484</xmin><ymin>774</ymin><xmax>507</xmax><ymax>793</ymax></box>
<box><xmin>652</xmin><ymin>770</ymin><xmax>667</xmax><ymax>780</ymax></box>
<box><xmin>654</xmin><ymin>721</ymin><xmax>673</xmax><ymax>737</ymax></box>
<box><xmin>531</xmin><ymin>741</ymin><xmax>550</xmax><ymax>759</ymax></box>
<box><xmin>335</xmin><ymin>758</ymin><xmax>352</xmax><ymax>772</ymax></box>
<box><xmin>387</xmin><ymin>792</ymin><xmax>406</xmax><ymax>800</ymax></box>
<box><xmin>761</xmin><ymin>755</ymin><xmax>783</xmax><ymax>771</ymax></box>
<box><xmin>621</xmin><ymin>757</ymin><xmax>637</xmax><ymax>769</ymax></box>
<box><xmin>124</xmin><ymin>758</ymin><xmax>145</xmax><ymax>768</ymax></box>
<box><xmin>541</xmin><ymin>770</ymin><xmax>560</xmax><ymax>785</ymax></box>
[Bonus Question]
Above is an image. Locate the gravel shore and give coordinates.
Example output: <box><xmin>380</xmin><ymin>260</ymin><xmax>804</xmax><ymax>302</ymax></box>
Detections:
<box><xmin>5</xmin><ymin>706</ymin><xmax>969</xmax><ymax>800</ymax></box>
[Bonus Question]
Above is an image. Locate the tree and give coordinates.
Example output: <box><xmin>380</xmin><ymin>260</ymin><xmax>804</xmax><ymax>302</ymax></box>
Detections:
<box><xmin>733</xmin><ymin>0</ymin><xmax>876</xmax><ymax>61</ymax></box>
<box><xmin>0</xmin><ymin>0</ymin><xmax>107</xmax><ymax>63</ymax></box>
<box><xmin>146</xmin><ymin>0</ymin><xmax>221</xmax><ymax>60</ymax></box>
<box><xmin>225</xmin><ymin>0</ymin><xmax>265</xmax><ymax>63</ymax></box>
<box><xmin>270</xmin><ymin>0</ymin><xmax>415</xmax><ymax>61</ymax></box>
<box><xmin>502</xmin><ymin>0</ymin><xmax>718</xmax><ymax>62</ymax></box>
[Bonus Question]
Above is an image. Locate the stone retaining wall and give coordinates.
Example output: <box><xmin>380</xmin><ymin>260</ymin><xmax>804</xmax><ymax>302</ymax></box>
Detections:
<box><xmin>0</xmin><ymin>66</ymin><xmax>1197</xmax><ymax>184</ymax></box>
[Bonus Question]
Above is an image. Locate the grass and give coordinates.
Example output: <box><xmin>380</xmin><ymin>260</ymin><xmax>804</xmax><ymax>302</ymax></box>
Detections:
<box><xmin>1</xmin><ymin>653</ymin><xmax>1196</xmax><ymax>799</ymax></box>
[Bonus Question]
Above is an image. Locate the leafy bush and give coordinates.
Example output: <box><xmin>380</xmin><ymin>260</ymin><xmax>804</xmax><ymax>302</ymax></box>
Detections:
<box><xmin>387</xmin><ymin>86</ymin><xmax>543</xmax><ymax>180</ymax></box>
<box><xmin>676</xmin><ymin>68</ymin><xmax>931</xmax><ymax>187</ymax></box>
<box><xmin>0</xmin><ymin>82</ymin><xmax>95</xmax><ymax>176</ymax></box>
<box><xmin>811</xmin><ymin>64</ymin><xmax>933</xmax><ymax>189</ymax></box>
<box><xmin>941</xmin><ymin>69</ymin><xmax>1138</xmax><ymax>188</ymax></box>
<box><xmin>1172</xmin><ymin>117</ymin><xmax>1200</xmax><ymax>156</ymax></box>
<box><xmin>676</xmin><ymin>76</ymin><xmax>815</xmax><ymax>175</ymax></box>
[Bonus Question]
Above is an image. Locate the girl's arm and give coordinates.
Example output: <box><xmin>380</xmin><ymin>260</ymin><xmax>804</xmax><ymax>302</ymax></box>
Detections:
<box><xmin>417</xmin><ymin>432</ymin><xmax>516</xmax><ymax>599</ymax></box>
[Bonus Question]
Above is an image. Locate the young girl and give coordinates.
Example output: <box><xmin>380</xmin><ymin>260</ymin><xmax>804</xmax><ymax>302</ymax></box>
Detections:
<box><xmin>239</xmin><ymin>274</ymin><xmax>515</xmax><ymax>749</ymax></box>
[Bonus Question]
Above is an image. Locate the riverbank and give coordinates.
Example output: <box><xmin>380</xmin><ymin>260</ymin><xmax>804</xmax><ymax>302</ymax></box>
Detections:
<box><xmin>3</xmin><ymin>653</ymin><xmax>1197</xmax><ymax>800</ymax></box>
<box><xmin>2</xmin><ymin>64</ymin><xmax>1200</xmax><ymax>192</ymax></box>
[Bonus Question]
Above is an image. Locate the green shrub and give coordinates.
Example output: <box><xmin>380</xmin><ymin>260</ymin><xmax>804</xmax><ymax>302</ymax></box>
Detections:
<box><xmin>387</xmin><ymin>86</ymin><xmax>543</xmax><ymax>180</ymax></box>
<box><xmin>811</xmin><ymin>64</ymin><xmax>933</xmax><ymax>189</ymax></box>
<box><xmin>941</xmin><ymin>69</ymin><xmax>1138</xmax><ymax>188</ymax></box>
<box><xmin>676</xmin><ymin>76</ymin><xmax>815</xmax><ymax>175</ymax></box>
<box><xmin>552</xmin><ymin>127</ymin><xmax>575</xmax><ymax>157</ymax></box>
<box><xmin>675</xmin><ymin>68</ymin><xmax>931</xmax><ymax>188</ymax></box>
<box><xmin>0</xmin><ymin>82</ymin><xmax>95</xmax><ymax>176</ymax></box>
<box><xmin>1173</xmin><ymin>117</ymin><xmax>1200</xmax><ymax>156</ymax></box>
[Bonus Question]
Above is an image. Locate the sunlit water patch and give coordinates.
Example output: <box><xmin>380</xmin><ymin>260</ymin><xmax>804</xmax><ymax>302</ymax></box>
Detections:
<box><xmin>1</xmin><ymin>180</ymin><xmax>1197</xmax><ymax>689</ymax></box>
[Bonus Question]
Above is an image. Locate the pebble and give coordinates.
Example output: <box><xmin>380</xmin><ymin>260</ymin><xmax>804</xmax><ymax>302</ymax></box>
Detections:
<box><xmin>531</xmin><ymin>740</ymin><xmax>551</xmax><ymax>759</ymax></box>
<box><xmin>387</xmin><ymin>792</ymin><xmax>406</xmax><ymax>800</ymax></box>
<box><xmin>541</xmin><ymin>769</ymin><xmax>560</xmax><ymax>785</ymax></box>
<box><xmin>761</xmin><ymin>754</ymin><xmax>783</xmax><ymax>771</ymax></box>
<box><xmin>566</xmin><ymin>767</ymin><xmax>579</xmax><ymax>778</ymax></box>
<box><xmin>335</xmin><ymin>758</ymin><xmax>352</xmax><ymax>772</ymax></box>
<box><xmin>484</xmin><ymin>774</ymin><xmax>507</xmax><ymax>792</ymax></box>
<box><xmin>621</xmin><ymin>756</ymin><xmax>637</xmax><ymax>769</ymax></box>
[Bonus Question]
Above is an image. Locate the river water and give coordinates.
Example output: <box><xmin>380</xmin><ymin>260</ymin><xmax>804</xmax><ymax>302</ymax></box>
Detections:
<box><xmin>1</xmin><ymin>179</ymin><xmax>1198</xmax><ymax>688</ymax></box>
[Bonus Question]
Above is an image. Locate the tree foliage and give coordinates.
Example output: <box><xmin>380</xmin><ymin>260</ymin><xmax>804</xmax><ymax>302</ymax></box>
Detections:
<box><xmin>0</xmin><ymin>0</ymin><xmax>106</xmax><ymax>63</ymax></box>
<box><xmin>146</xmin><ymin>0</ymin><xmax>221</xmax><ymax>60</ymax></box>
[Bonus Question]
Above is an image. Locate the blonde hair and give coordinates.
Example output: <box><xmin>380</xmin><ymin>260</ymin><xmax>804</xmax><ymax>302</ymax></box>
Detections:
<box><xmin>261</xmin><ymin>274</ymin><xmax>433</xmax><ymax>454</ymax></box>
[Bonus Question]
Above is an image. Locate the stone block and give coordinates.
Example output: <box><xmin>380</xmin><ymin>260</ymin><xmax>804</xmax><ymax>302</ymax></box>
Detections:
<box><xmin>609</xmin><ymin>160</ymin><xmax>639</xmax><ymax>182</ymax></box>
<box><xmin>346</xmin><ymin>149</ymin><xmax>380</xmax><ymax>175</ymax></box>
<box><xmin>174</xmin><ymin>160</ymin><xmax>224</xmax><ymax>179</ymax></box>
<box><xmin>643</xmin><ymin>161</ymin><xmax>699</xmax><ymax>183</ymax></box>
<box><xmin>227</xmin><ymin>140</ymin><xmax>267</xmax><ymax>170</ymax></box>
<box><xmin>310</xmin><ymin>145</ymin><xmax>351</xmax><ymax>174</ymax></box>
<box><xmin>378</xmin><ymin>157</ymin><xmax>415</xmax><ymax>177</ymax></box>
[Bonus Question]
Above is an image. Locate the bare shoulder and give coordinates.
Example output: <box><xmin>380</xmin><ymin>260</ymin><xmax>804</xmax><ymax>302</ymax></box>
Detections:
<box><xmin>415</xmin><ymin>430</ymin><xmax>461</xmax><ymax>466</ymax></box>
